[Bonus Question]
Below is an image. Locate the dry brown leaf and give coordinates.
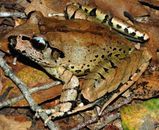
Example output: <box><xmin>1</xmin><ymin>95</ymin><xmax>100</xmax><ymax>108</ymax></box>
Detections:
<box><xmin>139</xmin><ymin>0</ymin><xmax>159</xmax><ymax>8</ymax></box>
<box><xmin>25</xmin><ymin>0</ymin><xmax>68</xmax><ymax>17</ymax></box>
<box><xmin>0</xmin><ymin>37</ymin><xmax>10</xmax><ymax>53</ymax></box>
<box><xmin>129</xmin><ymin>71</ymin><xmax>159</xmax><ymax>99</ymax></box>
<box><xmin>103</xmin><ymin>125</ymin><xmax>119</xmax><ymax>130</ymax></box>
<box><xmin>25</xmin><ymin>0</ymin><xmax>91</xmax><ymax>16</ymax></box>
<box><xmin>94</xmin><ymin>0</ymin><xmax>149</xmax><ymax>21</ymax></box>
<box><xmin>141</xmin><ymin>23</ymin><xmax>159</xmax><ymax>63</ymax></box>
<box><xmin>0</xmin><ymin>56</ymin><xmax>62</xmax><ymax>106</ymax></box>
<box><xmin>0</xmin><ymin>115</ymin><xmax>31</xmax><ymax>130</ymax></box>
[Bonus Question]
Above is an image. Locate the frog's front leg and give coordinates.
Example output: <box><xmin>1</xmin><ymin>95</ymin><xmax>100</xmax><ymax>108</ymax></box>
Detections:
<box><xmin>37</xmin><ymin>66</ymin><xmax>80</xmax><ymax>119</ymax></box>
<box><xmin>8</xmin><ymin>35</ymin><xmax>80</xmax><ymax>121</ymax></box>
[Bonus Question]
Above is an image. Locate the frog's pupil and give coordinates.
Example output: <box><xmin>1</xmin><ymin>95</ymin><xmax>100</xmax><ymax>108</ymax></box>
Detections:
<box><xmin>31</xmin><ymin>37</ymin><xmax>47</xmax><ymax>50</ymax></box>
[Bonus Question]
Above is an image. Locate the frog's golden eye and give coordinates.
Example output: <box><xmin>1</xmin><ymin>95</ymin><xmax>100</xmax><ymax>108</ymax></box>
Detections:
<box><xmin>30</xmin><ymin>36</ymin><xmax>48</xmax><ymax>50</ymax></box>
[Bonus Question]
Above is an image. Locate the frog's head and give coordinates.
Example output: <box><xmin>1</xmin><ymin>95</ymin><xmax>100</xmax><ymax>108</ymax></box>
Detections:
<box><xmin>7</xmin><ymin>12</ymin><xmax>65</xmax><ymax>67</ymax></box>
<box><xmin>8</xmin><ymin>34</ymin><xmax>64</xmax><ymax>67</ymax></box>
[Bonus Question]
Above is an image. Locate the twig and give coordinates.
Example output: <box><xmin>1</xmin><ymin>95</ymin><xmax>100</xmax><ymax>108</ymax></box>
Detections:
<box><xmin>0</xmin><ymin>81</ymin><xmax>61</xmax><ymax>108</ymax></box>
<box><xmin>0</xmin><ymin>12</ymin><xmax>27</xmax><ymax>18</ymax></box>
<box><xmin>98</xmin><ymin>112</ymin><xmax>120</xmax><ymax>130</ymax></box>
<box><xmin>101</xmin><ymin>97</ymin><xmax>132</xmax><ymax>115</ymax></box>
<box><xmin>71</xmin><ymin>97</ymin><xmax>131</xmax><ymax>130</ymax></box>
<box><xmin>0</xmin><ymin>2</ymin><xmax>25</xmax><ymax>12</ymax></box>
<box><xmin>71</xmin><ymin>116</ymin><xmax>98</xmax><ymax>130</ymax></box>
<box><xmin>0</xmin><ymin>57</ymin><xmax>59</xmax><ymax>130</ymax></box>
<box><xmin>71</xmin><ymin>112</ymin><xmax>120</xmax><ymax>130</ymax></box>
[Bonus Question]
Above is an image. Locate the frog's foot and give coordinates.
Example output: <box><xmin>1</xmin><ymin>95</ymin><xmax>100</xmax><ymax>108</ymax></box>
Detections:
<box><xmin>36</xmin><ymin>102</ymin><xmax>81</xmax><ymax>125</ymax></box>
<box><xmin>35</xmin><ymin>108</ymin><xmax>64</xmax><ymax>124</ymax></box>
<box><xmin>36</xmin><ymin>101</ymin><xmax>99</xmax><ymax>125</ymax></box>
<box><xmin>35</xmin><ymin>102</ymin><xmax>72</xmax><ymax>125</ymax></box>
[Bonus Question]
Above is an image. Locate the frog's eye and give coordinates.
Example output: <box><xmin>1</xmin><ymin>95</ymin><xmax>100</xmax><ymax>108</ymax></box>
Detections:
<box><xmin>30</xmin><ymin>36</ymin><xmax>48</xmax><ymax>50</ymax></box>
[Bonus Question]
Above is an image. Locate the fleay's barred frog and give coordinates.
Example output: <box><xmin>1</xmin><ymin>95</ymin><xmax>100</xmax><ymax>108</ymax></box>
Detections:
<box><xmin>7</xmin><ymin>4</ymin><xmax>151</xmax><ymax>120</ymax></box>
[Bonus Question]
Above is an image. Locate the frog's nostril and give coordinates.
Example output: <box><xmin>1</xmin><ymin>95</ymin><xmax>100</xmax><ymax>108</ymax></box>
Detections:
<box><xmin>8</xmin><ymin>36</ymin><xmax>17</xmax><ymax>48</ymax></box>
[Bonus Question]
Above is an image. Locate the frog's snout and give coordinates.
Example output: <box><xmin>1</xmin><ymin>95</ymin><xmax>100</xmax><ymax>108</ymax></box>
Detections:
<box><xmin>8</xmin><ymin>36</ymin><xmax>17</xmax><ymax>48</ymax></box>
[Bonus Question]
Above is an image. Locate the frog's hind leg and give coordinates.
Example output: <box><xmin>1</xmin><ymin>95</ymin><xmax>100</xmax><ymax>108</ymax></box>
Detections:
<box><xmin>81</xmin><ymin>48</ymin><xmax>151</xmax><ymax>115</ymax></box>
<box><xmin>99</xmin><ymin>58</ymin><xmax>150</xmax><ymax>115</ymax></box>
<box><xmin>65</xmin><ymin>3</ymin><xmax>149</xmax><ymax>43</ymax></box>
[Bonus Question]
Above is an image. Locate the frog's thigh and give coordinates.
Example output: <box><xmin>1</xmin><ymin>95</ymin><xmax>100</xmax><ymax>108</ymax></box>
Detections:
<box><xmin>81</xmin><ymin>49</ymin><xmax>151</xmax><ymax>102</ymax></box>
<box><xmin>81</xmin><ymin>59</ymin><xmax>117</xmax><ymax>102</ymax></box>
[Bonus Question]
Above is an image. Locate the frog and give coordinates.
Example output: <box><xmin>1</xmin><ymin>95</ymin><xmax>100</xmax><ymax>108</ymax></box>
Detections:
<box><xmin>7</xmin><ymin>6</ymin><xmax>151</xmax><ymax>122</ymax></box>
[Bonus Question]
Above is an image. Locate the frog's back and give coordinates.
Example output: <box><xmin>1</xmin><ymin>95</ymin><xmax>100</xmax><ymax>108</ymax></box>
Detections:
<box><xmin>46</xmin><ymin>31</ymin><xmax>134</xmax><ymax>75</ymax></box>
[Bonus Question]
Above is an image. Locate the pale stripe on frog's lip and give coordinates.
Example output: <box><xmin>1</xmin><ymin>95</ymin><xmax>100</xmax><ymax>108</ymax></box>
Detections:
<box><xmin>65</xmin><ymin>3</ymin><xmax>149</xmax><ymax>43</ymax></box>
